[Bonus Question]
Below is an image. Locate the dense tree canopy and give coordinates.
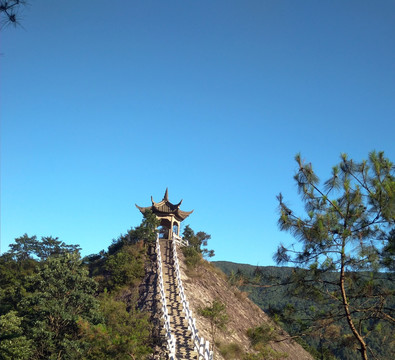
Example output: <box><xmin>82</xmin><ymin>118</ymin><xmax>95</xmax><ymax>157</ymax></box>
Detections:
<box><xmin>0</xmin><ymin>210</ymin><xmax>158</xmax><ymax>359</ymax></box>
<box><xmin>0</xmin><ymin>311</ymin><xmax>33</xmax><ymax>360</ymax></box>
<box><xmin>7</xmin><ymin>234</ymin><xmax>81</xmax><ymax>262</ymax></box>
<box><xmin>20</xmin><ymin>253</ymin><xmax>102</xmax><ymax>359</ymax></box>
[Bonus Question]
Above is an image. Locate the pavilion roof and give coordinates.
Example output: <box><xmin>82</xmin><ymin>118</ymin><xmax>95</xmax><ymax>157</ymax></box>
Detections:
<box><xmin>135</xmin><ymin>188</ymin><xmax>193</xmax><ymax>221</ymax></box>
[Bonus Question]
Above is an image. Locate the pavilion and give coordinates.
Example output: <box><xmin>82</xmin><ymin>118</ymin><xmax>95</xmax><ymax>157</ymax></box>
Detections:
<box><xmin>135</xmin><ymin>188</ymin><xmax>193</xmax><ymax>239</ymax></box>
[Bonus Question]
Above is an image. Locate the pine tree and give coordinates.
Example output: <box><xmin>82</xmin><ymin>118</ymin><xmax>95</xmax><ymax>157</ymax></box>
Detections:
<box><xmin>198</xmin><ymin>299</ymin><xmax>228</xmax><ymax>348</ymax></box>
<box><xmin>0</xmin><ymin>0</ymin><xmax>26</xmax><ymax>28</ymax></box>
<box><xmin>275</xmin><ymin>151</ymin><xmax>395</xmax><ymax>360</ymax></box>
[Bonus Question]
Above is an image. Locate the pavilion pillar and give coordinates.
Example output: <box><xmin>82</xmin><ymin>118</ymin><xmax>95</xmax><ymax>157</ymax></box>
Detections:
<box><xmin>175</xmin><ymin>220</ymin><xmax>180</xmax><ymax>236</ymax></box>
<box><xmin>170</xmin><ymin>216</ymin><xmax>174</xmax><ymax>240</ymax></box>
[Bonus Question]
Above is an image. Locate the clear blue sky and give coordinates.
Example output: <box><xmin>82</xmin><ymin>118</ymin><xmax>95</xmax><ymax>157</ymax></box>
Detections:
<box><xmin>1</xmin><ymin>1</ymin><xmax>394</xmax><ymax>266</ymax></box>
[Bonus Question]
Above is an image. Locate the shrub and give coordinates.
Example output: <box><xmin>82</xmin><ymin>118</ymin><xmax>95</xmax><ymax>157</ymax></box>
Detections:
<box><xmin>219</xmin><ymin>342</ymin><xmax>244</xmax><ymax>359</ymax></box>
<box><xmin>104</xmin><ymin>244</ymin><xmax>145</xmax><ymax>291</ymax></box>
<box><xmin>247</xmin><ymin>323</ymin><xmax>278</xmax><ymax>345</ymax></box>
<box><xmin>181</xmin><ymin>246</ymin><xmax>202</xmax><ymax>269</ymax></box>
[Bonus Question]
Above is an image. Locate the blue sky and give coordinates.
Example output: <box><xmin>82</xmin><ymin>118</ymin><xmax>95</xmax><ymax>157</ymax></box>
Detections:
<box><xmin>1</xmin><ymin>1</ymin><xmax>394</xmax><ymax>266</ymax></box>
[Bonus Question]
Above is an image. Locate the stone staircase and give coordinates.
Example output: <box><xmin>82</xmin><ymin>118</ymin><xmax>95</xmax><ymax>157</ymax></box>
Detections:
<box><xmin>160</xmin><ymin>239</ymin><xmax>199</xmax><ymax>360</ymax></box>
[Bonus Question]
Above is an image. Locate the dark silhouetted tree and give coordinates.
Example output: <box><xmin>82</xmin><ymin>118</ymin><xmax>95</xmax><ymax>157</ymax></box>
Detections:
<box><xmin>0</xmin><ymin>0</ymin><xmax>27</xmax><ymax>29</ymax></box>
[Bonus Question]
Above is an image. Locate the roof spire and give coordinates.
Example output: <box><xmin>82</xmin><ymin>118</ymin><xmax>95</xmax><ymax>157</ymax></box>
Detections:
<box><xmin>163</xmin><ymin>188</ymin><xmax>169</xmax><ymax>201</ymax></box>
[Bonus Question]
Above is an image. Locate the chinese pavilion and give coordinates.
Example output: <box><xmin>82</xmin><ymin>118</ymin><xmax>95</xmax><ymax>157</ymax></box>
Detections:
<box><xmin>135</xmin><ymin>188</ymin><xmax>193</xmax><ymax>239</ymax></box>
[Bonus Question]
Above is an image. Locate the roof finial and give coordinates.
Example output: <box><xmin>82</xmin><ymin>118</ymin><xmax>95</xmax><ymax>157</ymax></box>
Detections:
<box><xmin>163</xmin><ymin>188</ymin><xmax>169</xmax><ymax>201</ymax></box>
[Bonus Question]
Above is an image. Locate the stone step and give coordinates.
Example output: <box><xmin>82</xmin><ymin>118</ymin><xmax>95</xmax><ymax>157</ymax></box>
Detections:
<box><xmin>177</xmin><ymin>352</ymin><xmax>198</xmax><ymax>357</ymax></box>
<box><xmin>158</xmin><ymin>239</ymin><xmax>198</xmax><ymax>358</ymax></box>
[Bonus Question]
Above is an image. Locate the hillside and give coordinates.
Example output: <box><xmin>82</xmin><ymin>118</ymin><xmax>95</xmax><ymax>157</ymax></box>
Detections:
<box><xmin>213</xmin><ymin>261</ymin><xmax>395</xmax><ymax>360</ymax></box>
<box><xmin>1</xmin><ymin>220</ymin><xmax>314</xmax><ymax>359</ymax></box>
<box><xmin>176</xmin><ymin>251</ymin><xmax>314</xmax><ymax>360</ymax></box>
<box><xmin>3</xmin><ymin>224</ymin><xmax>391</xmax><ymax>359</ymax></box>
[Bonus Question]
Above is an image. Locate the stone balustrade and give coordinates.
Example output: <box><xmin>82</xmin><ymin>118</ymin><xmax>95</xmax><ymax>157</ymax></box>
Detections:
<box><xmin>155</xmin><ymin>233</ymin><xmax>213</xmax><ymax>360</ymax></box>
<box><xmin>171</xmin><ymin>236</ymin><xmax>213</xmax><ymax>360</ymax></box>
<box><xmin>156</xmin><ymin>236</ymin><xmax>176</xmax><ymax>359</ymax></box>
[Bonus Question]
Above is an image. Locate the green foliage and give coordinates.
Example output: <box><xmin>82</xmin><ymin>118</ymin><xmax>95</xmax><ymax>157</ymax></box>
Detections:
<box><xmin>381</xmin><ymin>229</ymin><xmax>395</xmax><ymax>271</ymax></box>
<box><xmin>106</xmin><ymin>210</ymin><xmax>158</xmax><ymax>256</ymax></box>
<box><xmin>81</xmin><ymin>213</ymin><xmax>159</xmax><ymax>357</ymax></box>
<box><xmin>7</xmin><ymin>234</ymin><xmax>38</xmax><ymax>261</ymax></box>
<box><xmin>0</xmin><ymin>217</ymin><xmax>155</xmax><ymax>360</ymax></box>
<box><xmin>275</xmin><ymin>151</ymin><xmax>394</xmax><ymax>360</ymax></box>
<box><xmin>243</xmin><ymin>348</ymin><xmax>287</xmax><ymax>360</ymax></box>
<box><xmin>87</xmin><ymin>210</ymin><xmax>156</xmax><ymax>293</ymax></box>
<box><xmin>247</xmin><ymin>323</ymin><xmax>278</xmax><ymax>345</ymax></box>
<box><xmin>244</xmin><ymin>324</ymin><xmax>286</xmax><ymax>360</ymax></box>
<box><xmin>183</xmin><ymin>225</ymin><xmax>215</xmax><ymax>258</ymax></box>
<box><xmin>0</xmin><ymin>311</ymin><xmax>33</xmax><ymax>360</ymax></box>
<box><xmin>79</xmin><ymin>216</ymin><xmax>155</xmax><ymax>359</ymax></box>
<box><xmin>79</xmin><ymin>293</ymin><xmax>152</xmax><ymax>359</ymax></box>
<box><xmin>198</xmin><ymin>299</ymin><xmax>228</xmax><ymax>330</ymax></box>
<box><xmin>0</xmin><ymin>235</ymin><xmax>92</xmax><ymax>358</ymax></box>
<box><xmin>215</xmin><ymin>261</ymin><xmax>395</xmax><ymax>360</ymax></box>
<box><xmin>134</xmin><ymin>209</ymin><xmax>159</xmax><ymax>246</ymax></box>
<box><xmin>198</xmin><ymin>299</ymin><xmax>228</xmax><ymax>346</ymax></box>
<box><xmin>0</xmin><ymin>254</ymin><xmax>37</xmax><ymax>315</ymax></box>
<box><xmin>218</xmin><ymin>342</ymin><xmax>244</xmax><ymax>359</ymax></box>
<box><xmin>21</xmin><ymin>252</ymin><xmax>102</xmax><ymax>359</ymax></box>
<box><xmin>181</xmin><ymin>246</ymin><xmax>202</xmax><ymax>269</ymax></box>
<box><xmin>35</xmin><ymin>236</ymin><xmax>81</xmax><ymax>260</ymax></box>
<box><xmin>104</xmin><ymin>243</ymin><xmax>146</xmax><ymax>291</ymax></box>
<box><xmin>181</xmin><ymin>225</ymin><xmax>214</xmax><ymax>269</ymax></box>
<box><xmin>6</xmin><ymin>234</ymin><xmax>80</xmax><ymax>262</ymax></box>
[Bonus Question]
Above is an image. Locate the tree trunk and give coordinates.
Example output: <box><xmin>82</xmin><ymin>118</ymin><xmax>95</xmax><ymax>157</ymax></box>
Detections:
<box><xmin>340</xmin><ymin>251</ymin><xmax>368</xmax><ymax>360</ymax></box>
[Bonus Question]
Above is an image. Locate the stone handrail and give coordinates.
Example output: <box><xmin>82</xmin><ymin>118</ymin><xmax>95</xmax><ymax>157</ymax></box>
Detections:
<box><xmin>156</xmin><ymin>235</ymin><xmax>176</xmax><ymax>359</ymax></box>
<box><xmin>173</xmin><ymin>233</ymin><xmax>189</xmax><ymax>247</ymax></box>
<box><xmin>171</xmin><ymin>236</ymin><xmax>214</xmax><ymax>360</ymax></box>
